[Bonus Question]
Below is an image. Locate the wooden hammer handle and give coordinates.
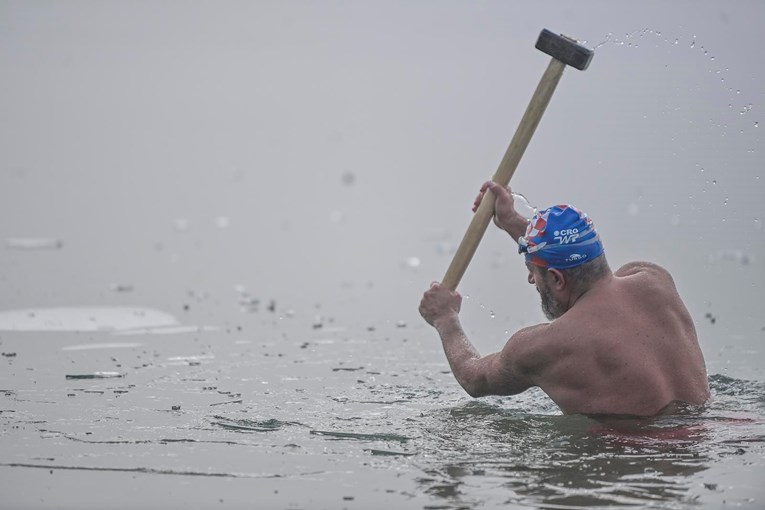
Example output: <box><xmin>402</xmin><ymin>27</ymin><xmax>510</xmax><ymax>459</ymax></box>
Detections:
<box><xmin>441</xmin><ymin>58</ymin><xmax>567</xmax><ymax>290</ymax></box>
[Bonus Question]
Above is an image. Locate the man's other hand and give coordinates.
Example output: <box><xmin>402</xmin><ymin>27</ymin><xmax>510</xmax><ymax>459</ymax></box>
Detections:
<box><xmin>419</xmin><ymin>282</ymin><xmax>462</xmax><ymax>327</ymax></box>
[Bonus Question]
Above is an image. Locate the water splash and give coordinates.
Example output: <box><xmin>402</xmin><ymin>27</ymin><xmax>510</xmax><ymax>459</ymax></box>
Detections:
<box><xmin>593</xmin><ymin>28</ymin><xmax>755</xmax><ymax>122</ymax></box>
<box><xmin>511</xmin><ymin>192</ymin><xmax>537</xmax><ymax>220</ymax></box>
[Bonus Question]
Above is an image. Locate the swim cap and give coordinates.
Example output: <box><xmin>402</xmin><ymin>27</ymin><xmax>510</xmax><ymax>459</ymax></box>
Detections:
<box><xmin>518</xmin><ymin>205</ymin><xmax>603</xmax><ymax>269</ymax></box>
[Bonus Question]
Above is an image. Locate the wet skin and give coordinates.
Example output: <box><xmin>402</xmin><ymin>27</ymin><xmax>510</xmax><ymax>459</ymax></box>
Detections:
<box><xmin>419</xmin><ymin>181</ymin><xmax>710</xmax><ymax>417</ymax></box>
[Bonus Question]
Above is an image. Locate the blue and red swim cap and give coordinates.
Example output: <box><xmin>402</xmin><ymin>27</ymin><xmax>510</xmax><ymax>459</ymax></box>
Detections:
<box><xmin>519</xmin><ymin>205</ymin><xmax>604</xmax><ymax>269</ymax></box>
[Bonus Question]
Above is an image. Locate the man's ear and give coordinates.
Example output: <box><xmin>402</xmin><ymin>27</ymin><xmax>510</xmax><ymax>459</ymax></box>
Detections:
<box><xmin>548</xmin><ymin>268</ymin><xmax>566</xmax><ymax>291</ymax></box>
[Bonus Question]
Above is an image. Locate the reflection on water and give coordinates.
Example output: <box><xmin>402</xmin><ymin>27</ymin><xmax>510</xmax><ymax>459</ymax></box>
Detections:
<box><xmin>414</xmin><ymin>375</ymin><xmax>764</xmax><ymax>508</ymax></box>
<box><xmin>417</xmin><ymin>408</ymin><xmax>710</xmax><ymax>508</ymax></box>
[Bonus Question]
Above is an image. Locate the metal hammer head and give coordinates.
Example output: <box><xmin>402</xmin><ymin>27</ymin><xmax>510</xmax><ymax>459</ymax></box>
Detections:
<box><xmin>535</xmin><ymin>29</ymin><xmax>594</xmax><ymax>71</ymax></box>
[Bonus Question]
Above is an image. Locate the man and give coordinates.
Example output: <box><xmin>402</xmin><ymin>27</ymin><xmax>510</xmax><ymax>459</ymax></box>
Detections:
<box><xmin>419</xmin><ymin>181</ymin><xmax>709</xmax><ymax>417</ymax></box>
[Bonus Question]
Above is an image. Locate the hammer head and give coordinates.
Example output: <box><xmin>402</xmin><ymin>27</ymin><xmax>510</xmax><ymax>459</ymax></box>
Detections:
<box><xmin>535</xmin><ymin>29</ymin><xmax>594</xmax><ymax>71</ymax></box>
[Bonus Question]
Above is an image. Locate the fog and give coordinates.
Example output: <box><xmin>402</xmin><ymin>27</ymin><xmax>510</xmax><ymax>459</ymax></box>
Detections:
<box><xmin>1</xmin><ymin>1</ymin><xmax>763</xmax><ymax>376</ymax></box>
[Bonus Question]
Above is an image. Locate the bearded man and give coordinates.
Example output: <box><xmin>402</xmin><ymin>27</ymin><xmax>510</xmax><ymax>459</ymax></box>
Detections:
<box><xmin>419</xmin><ymin>181</ymin><xmax>709</xmax><ymax>416</ymax></box>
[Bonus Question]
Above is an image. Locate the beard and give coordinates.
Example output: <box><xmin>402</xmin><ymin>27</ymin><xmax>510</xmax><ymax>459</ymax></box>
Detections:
<box><xmin>539</xmin><ymin>283</ymin><xmax>565</xmax><ymax>320</ymax></box>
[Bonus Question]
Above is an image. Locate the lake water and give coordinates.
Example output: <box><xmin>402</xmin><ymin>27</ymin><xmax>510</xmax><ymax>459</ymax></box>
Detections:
<box><xmin>1</xmin><ymin>2</ymin><xmax>764</xmax><ymax>508</ymax></box>
<box><xmin>0</xmin><ymin>314</ymin><xmax>763</xmax><ymax>509</ymax></box>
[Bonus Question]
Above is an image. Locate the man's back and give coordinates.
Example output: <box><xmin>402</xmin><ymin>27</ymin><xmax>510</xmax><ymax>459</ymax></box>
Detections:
<box><xmin>533</xmin><ymin>262</ymin><xmax>710</xmax><ymax>416</ymax></box>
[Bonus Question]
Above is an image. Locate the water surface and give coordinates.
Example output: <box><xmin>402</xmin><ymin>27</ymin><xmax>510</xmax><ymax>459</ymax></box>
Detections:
<box><xmin>1</xmin><ymin>321</ymin><xmax>762</xmax><ymax>509</ymax></box>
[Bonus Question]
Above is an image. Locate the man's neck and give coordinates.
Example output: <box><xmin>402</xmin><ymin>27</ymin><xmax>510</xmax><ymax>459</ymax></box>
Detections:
<box><xmin>567</xmin><ymin>272</ymin><xmax>613</xmax><ymax>309</ymax></box>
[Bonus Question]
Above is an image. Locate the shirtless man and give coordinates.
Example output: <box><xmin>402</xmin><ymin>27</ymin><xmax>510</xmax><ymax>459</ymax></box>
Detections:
<box><xmin>419</xmin><ymin>181</ymin><xmax>710</xmax><ymax>416</ymax></box>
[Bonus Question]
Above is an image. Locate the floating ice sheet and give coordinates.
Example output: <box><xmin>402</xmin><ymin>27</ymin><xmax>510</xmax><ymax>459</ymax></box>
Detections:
<box><xmin>62</xmin><ymin>342</ymin><xmax>143</xmax><ymax>351</ymax></box>
<box><xmin>0</xmin><ymin>307</ymin><xmax>180</xmax><ymax>333</ymax></box>
<box><xmin>5</xmin><ymin>238</ymin><xmax>63</xmax><ymax>250</ymax></box>
<box><xmin>113</xmin><ymin>325</ymin><xmax>219</xmax><ymax>336</ymax></box>
<box><xmin>65</xmin><ymin>372</ymin><xmax>124</xmax><ymax>380</ymax></box>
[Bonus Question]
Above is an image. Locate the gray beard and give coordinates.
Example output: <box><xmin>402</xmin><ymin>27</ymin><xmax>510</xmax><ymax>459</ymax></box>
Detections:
<box><xmin>539</xmin><ymin>285</ymin><xmax>565</xmax><ymax>321</ymax></box>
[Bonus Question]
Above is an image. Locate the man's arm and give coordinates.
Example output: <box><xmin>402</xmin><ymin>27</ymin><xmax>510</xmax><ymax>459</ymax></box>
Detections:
<box><xmin>433</xmin><ymin>314</ymin><xmax>544</xmax><ymax>397</ymax></box>
<box><xmin>420</xmin><ymin>283</ymin><xmax>542</xmax><ymax>397</ymax></box>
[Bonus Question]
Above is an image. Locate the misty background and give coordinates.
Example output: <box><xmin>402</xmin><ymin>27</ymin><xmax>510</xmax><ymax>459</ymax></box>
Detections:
<box><xmin>1</xmin><ymin>1</ymin><xmax>763</xmax><ymax>380</ymax></box>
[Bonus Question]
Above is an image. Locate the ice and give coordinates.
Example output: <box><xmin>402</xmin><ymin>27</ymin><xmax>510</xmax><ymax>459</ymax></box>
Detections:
<box><xmin>0</xmin><ymin>307</ymin><xmax>180</xmax><ymax>332</ymax></box>
<box><xmin>5</xmin><ymin>238</ymin><xmax>63</xmax><ymax>250</ymax></box>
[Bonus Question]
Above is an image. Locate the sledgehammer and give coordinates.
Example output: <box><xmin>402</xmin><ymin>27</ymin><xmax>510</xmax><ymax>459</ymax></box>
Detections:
<box><xmin>441</xmin><ymin>29</ymin><xmax>594</xmax><ymax>290</ymax></box>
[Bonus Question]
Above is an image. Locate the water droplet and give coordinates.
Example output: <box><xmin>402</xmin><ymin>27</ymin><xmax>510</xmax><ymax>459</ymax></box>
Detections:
<box><xmin>690</xmin><ymin>37</ymin><xmax>696</xmax><ymax>49</ymax></box>
<box><xmin>673</xmin><ymin>38</ymin><xmax>679</xmax><ymax>45</ymax></box>
<box><xmin>756</xmin><ymin>121</ymin><xmax>760</xmax><ymax>128</ymax></box>
<box><xmin>723</xmin><ymin>197</ymin><xmax>729</xmax><ymax>206</ymax></box>
<box><xmin>489</xmin><ymin>311</ymin><xmax>495</xmax><ymax>319</ymax></box>
<box><xmin>710</xmin><ymin>56</ymin><xmax>715</xmax><ymax>61</ymax></box>
<box><xmin>712</xmin><ymin>180</ymin><xmax>717</xmax><ymax>185</ymax></box>
<box><xmin>700</xmin><ymin>167</ymin><xmax>705</xmax><ymax>173</ymax></box>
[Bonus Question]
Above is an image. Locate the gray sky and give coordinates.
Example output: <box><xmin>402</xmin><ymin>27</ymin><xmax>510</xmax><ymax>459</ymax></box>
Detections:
<box><xmin>1</xmin><ymin>1</ymin><xmax>763</xmax><ymax>372</ymax></box>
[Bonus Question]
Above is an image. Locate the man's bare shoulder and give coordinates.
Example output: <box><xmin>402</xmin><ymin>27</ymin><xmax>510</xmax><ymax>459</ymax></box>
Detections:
<box><xmin>615</xmin><ymin>261</ymin><xmax>674</xmax><ymax>283</ymax></box>
<box><xmin>501</xmin><ymin>323</ymin><xmax>572</xmax><ymax>378</ymax></box>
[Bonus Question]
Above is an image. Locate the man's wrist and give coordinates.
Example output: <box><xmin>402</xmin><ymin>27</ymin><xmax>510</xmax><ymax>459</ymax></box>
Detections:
<box><xmin>433</xmin><ymin>312</ymin><xmax>460</xmax><ymax>332</ymax></box>
<box><xmin>503</xmin><ymin>214</ymin><xmax>529</xmax><ymax>240</ymax></box>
